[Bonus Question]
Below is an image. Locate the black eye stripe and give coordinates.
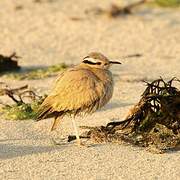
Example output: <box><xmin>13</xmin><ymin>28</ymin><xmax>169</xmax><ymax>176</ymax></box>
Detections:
<box><xmin>83</xmin><ymin>60</ymin><xmax>101</xmax><ymax>65</ymax></box>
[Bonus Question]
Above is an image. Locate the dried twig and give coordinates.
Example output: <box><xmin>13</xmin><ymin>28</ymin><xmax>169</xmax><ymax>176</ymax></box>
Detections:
<box><xmin>0</xmin><ymin>83</ymin><xmax>40</xmax><ymax>104</ymax></box>
<box><xmin>0</xmin><ymin>83</ymin><xmax>46</xmax><ymax>120</ymax></box>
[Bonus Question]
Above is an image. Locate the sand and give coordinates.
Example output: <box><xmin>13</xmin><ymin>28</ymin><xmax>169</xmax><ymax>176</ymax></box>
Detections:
<box><xmin>0</xmin><ymin>0</ymin><xmax>180</xmax><ymax>179</ymax></box>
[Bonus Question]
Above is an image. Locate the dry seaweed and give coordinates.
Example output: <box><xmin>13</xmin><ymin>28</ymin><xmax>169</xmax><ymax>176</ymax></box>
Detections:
<box><xmin>14</xmin><ymin>5</ymin><xmax>24</xmax><ymax>10</ymax></box>
<box><xmin>85</xmin><ymin>0</ymin><xmax>148</xmax><ymax>17</ymax></box>
<box><xmin>0</xmin><ymin>83</ymin><xmax>45</xmax><ymax>120</ymax></box>
<box><xmin>85</xmin><ymin>0</ymin><xmax>180</xmax><ymax>18</ymax></box>
<box><xmin>152</xmin><ymin>0</ymin><xmax>180</xmax><ymax>7</ymax></box>
<box><xmin>0</xmin><ymin>52</ymin><xmax>21</xmax><ymax>73</ymax></box>
<box><xmin>68</xmin><ymin>77</ymin><xmax>180</xmax><ymax>153</ymax></box>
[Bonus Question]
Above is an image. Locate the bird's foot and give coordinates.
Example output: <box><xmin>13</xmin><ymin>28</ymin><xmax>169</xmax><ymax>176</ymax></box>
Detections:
<box><xmin>50</xmin><ymin>138</ymin><xmax>66</xmax><ymax>146</ymax></box>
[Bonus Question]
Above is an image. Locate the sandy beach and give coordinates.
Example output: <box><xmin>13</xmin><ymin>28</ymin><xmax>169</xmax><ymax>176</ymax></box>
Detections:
<box><xmin>0</xmin><ymin>0</ymin><xmax>180</xmax><ymax>179</ymax></box>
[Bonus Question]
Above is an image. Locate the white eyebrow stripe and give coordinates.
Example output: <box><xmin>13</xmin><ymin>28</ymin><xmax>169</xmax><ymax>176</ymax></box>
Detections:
<box><xmin>83</xmin><ymin>57</ymin><xmax>98</xmax><ymax>63</ymax></box>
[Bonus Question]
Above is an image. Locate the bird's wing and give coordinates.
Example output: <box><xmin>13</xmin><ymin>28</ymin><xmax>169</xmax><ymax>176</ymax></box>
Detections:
<box><xmin>39</xmin><ymin>68</ymin><xmax>105</xmax><ymax>115</ymax></box>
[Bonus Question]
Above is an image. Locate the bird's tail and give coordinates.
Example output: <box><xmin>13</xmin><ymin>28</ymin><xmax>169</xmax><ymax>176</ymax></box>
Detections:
<box><xmin>36</xmin><ymin>96</ymin><xmax>56</xmax><ymax>121</ymax></box>
<box><xmin>36</xmin><ymin>95</ymin><xmax>65</xmax><ymax>132</ymax></box>
<box><xmin>36</xmin><ymin>106</ymin><xmax>53</xmax><ymax>121</ymax></box>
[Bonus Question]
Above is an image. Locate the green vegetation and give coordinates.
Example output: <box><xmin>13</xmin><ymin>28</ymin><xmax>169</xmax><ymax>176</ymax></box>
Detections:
<box><xmin>0</xmin><ymin>83</ymin><xmax>47</xmax><ymax>120</ymax></box>
<box><xmin>152</xmin><ymin>0</ymin><xmax>180</xmax><ymax>7</ymax></box>
<box><xmin>1</xmin><ymin>96</ymin><xmax>46</xmax><ymax>120</ymax></box>
<box><xmin>3</xmin><ymin>63</ymin><xmax>68</xmax><ymax>80</ymax></box>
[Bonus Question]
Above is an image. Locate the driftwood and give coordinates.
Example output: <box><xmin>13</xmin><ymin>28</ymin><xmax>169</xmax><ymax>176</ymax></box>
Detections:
<box><xmin>0</xmin><ymin>52</ymin><xmax>21</xmax><ymax>73</ymax></box>
<box><xmin>121</xmin><ymin>53</ymin><xmax>142</xmax><ymax>59</ymax></box>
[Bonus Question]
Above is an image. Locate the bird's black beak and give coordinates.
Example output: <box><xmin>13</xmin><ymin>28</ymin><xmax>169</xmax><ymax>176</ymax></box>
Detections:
<box><xmin>109</xmin><ymin>61</ymin><xmax>122</xmax><ymax>64</ymax></box>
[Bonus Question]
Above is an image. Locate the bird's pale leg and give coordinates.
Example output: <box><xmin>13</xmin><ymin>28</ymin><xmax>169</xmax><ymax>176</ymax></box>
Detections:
<box><xmin>50</xmin><ymin>116</ymin><xmax>67</xmax><ymax>145</ymax></box>
<box><xmin>51</xmin><ymin>116</ymin><xmax>61</xmax><ymax>131</ymax></box>
<box><xmin>71</xmin><ymin>117</ymin><xmax>82</xmax><ymax>146</ymax></box>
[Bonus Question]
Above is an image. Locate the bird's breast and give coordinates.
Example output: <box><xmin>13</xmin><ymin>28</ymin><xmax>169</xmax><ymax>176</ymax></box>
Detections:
<box><xmin>91</xmin><ymin>69</ymin><xmax>114</xmax><ymax>109</ymax></box>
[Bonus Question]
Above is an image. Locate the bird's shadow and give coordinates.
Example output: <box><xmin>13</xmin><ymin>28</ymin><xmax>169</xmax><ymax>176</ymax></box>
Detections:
<box><xmin>0</xmin><ymin>138</ymin><xmax>68</xmax><ymax>160</ymax></box>
<box><xmin>19</xmin><ymin>65</ymin><xmax>48</xmax><ymax>72</ymax></box>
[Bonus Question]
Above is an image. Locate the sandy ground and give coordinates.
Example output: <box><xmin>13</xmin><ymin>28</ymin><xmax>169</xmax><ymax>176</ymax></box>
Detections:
<box><xmin>0</xmin><ymin>0</ymin><xmax>180</xmax><ymax>179</ymax></box>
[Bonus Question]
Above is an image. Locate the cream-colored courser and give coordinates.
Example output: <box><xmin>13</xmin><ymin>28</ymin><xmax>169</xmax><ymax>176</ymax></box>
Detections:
<box><xmin>36</xmin><ymin>52</ymin><xmax>121</xmax><ymax>146</ymax></box>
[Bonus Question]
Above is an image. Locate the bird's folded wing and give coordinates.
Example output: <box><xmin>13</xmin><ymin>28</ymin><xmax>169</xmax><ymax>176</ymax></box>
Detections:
<box><xmin>42</xmin><ymin>68</ymin><xmax>105</xmax><ymax>112</ymax></box>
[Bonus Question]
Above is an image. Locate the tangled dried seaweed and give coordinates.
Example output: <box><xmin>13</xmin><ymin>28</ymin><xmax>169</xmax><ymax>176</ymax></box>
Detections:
<box><xmin>0</xmin><ymin>83</ymin><xmax>45</xmax><ymax>120</ymax></box>
<box><xmin>0</xmin><ymin>52</ymin><xmax>21</xmax><ymax>73</ymax></box>
<box><xmin>68</xmin><ymin>78</ymin><xmax>180</xmax><ymax>153</ymax></box>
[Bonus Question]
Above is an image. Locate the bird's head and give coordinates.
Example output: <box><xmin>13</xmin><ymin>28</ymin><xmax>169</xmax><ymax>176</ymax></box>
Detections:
<box><xmin>81</xmin><ymin>52</ymin><xmax>121</xmax><ymax>70</ymax></box>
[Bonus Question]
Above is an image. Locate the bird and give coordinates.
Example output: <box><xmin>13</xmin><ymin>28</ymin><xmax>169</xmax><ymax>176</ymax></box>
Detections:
<box><xmin>36</xmin><ymin>52</ymin><xmax>121</xmax><ymax>146</ymax></box>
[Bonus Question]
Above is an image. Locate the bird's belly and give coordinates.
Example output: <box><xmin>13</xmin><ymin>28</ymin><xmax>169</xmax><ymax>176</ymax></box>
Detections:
<box><xmin>99</xmin><ymin>82</ymin><xmax>114</xmax><ymax>108</ymax></box>
<box><xmin>85</xmin><ymin>82</ymin><xmax>114</xmax><ymax>115</ymax></box>
<box><xmin>75</xmin><ymin>84</ymin><xmax>113</xmax><ymax>117</ymax></box>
